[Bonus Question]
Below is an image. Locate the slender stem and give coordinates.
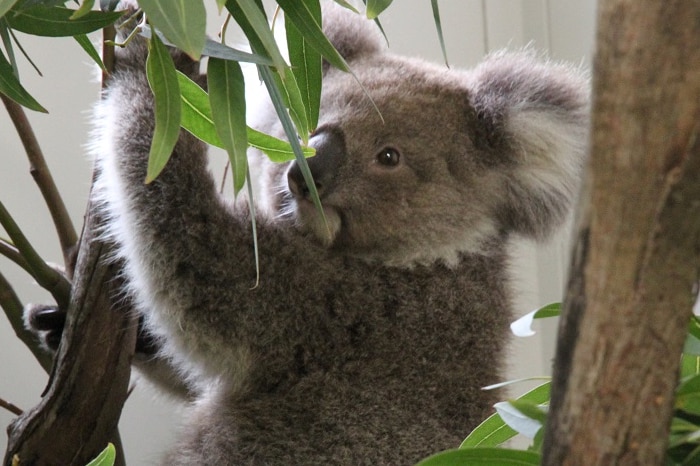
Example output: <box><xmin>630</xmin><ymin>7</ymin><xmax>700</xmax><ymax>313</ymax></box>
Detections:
<box><xmin>1</xmin><ymin>94</ymin><xmax>78</xmax><ymax>275</ymax></box>
<box><xmin>0</xmin><ymin>200</ymin><xmax>71</xmax><ymax>310</ymax></box>
<box><xmin>0</xmin><ymin>397</ymin><xmax>23</xmax><ymax>416</ymax></box>
<box><xmin>0</xmin><ymin>270</ymin><xmax>53</xmax><ymax>373</ymax></box>
<box><xmin>0</xmin><ymin>238</ymin><xmax>32</xmax><ymax>275</ymax></box>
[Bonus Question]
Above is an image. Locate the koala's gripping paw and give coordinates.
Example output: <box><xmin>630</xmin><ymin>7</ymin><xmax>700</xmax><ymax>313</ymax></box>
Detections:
<box><xmin>24</xmin><ymin>303</ymin><xmax>160</xmax><ymax>356</ymax></box>
<box><xmin>24</xmin><ymin>303</ymin><xmax>65</xmax><ymax>353</ymax></box>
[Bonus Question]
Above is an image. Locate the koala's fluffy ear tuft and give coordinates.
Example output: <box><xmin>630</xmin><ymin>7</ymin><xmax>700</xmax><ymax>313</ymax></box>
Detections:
<box><xmin>468</xmin><ymin>50</ymin><xmax>590</xmax><ymax>240</ymax></box>
<box><xmin>321</xmin><ymin>2</ymin><xmax>386</xmax><ymax>65</ymax></box>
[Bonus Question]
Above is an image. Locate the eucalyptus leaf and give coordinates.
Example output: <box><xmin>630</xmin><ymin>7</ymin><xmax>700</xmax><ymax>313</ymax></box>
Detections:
<box><xmin>177</xmin><ymin>71</ymin><xmax>314</xmax><ymax>162</ymax></box>
<box><xmin>74</xmin><ymin>33</ymin><xmax>105</xmax><ymax>70</ymax></box>
<box><xmin>277</xmin><ymin>0</ymin><xmax>350</xmax><ymax>73</ymax></box>
<box><xmin>225</xmin><ymin>0</ymin><xmax>287</xmax><ymax>73</ymax></box>
<box><xmin>285</xmin><ymin>0</ymin><xmax>322</xmax><ymax>131</ymax></box>
<box><xmin>0</xmin><ymin>48</ymin><xmax>46</xmax><ymax>111</ymax></box>
<box><xmin>682</xmin><ymin>354</ymin><xmax>700</xmax><ymax>378</ymax></box>
<box><xmin>332</xmin><ymin>0</ymin><xmax>359</xmax><ymax>14</ymax></box>
<box><xmin>272</xmin><ymin>66</ymin><xmax>309</xmax><ymax>142</ymax></box>
<box><xmin>364</xmin><ymin>0</ymin><xmax>392</xmax><ymax>19</ymax></box>
<box><xmin>70</xmin><ymin>0</ymin><xmax>94</xmax><ymax>19</ymax></box>
<box><xmin>510</xmin><ymin>302</ymin><xmax>561</xmax><ymax>337</ymax></box>
<box><xmin>138</xmin><ymin>0</ymin><xmax>206</xmax><ymax>59</ymax></box>
<box><xmin>85</xmin><ymin>443</ymin><xmax>116</xmax><ymax>466</ymax></box>
<box><xmin>5</xmin><ymin>5</ymin><xmax>123</xmax><ymax>36</ymax></box>
<box><xmin>461</xmin><ymin>382</ymin><xmax>550</xmax><ymax>448</ymax></box>
<box><xmin>202</xmin><ymin>38</ymin><xmax>274</xmax><ymax>65</ymax></box>
<box><xmin>0</xmin><ymin>0</ymin><xmax>20</xmax><ymax>19</ymax></box>
<box><xmin>430</xmin><ymin>0</ymin><xmax>449</xmax><ymax>67</ymax></box>
<box><xmin>208</xmin><ymin>57</ymin><xmax>248</xmax><ymax>194</ymax></box>
<box><xmin>415</xmin><ymin>448</ymin><xmax>541</xmax><ymax>466</ymax></box>
<box><xmin>145</xmin><ymin>30</ymin><xmax>181</xmax><ymax>183</ymax></box>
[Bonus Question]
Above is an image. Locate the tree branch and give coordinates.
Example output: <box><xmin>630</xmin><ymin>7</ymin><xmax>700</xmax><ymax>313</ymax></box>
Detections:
<box><xmin>0</xmin><ymin>201</ymin><xmax>71</xmax><ymax>309</ymax></box>
<box><xmin>3</xmin><ymin>199</ymin><xmax>137</xmax><ymax>466</ymax></box>
<box><xmin>543</xmin><ymin>1</ymin><xmax>700</xmax><ymax>464</ymax></box>
<box><xmin>0</xmin><ymin>238</ymin><xmax>31</xmax><ymax>275</ymax></box>
<box><xmin>0</xmin><ymin>270</ymin><xmax>53</xmax><ymax>374</ymax></box>
<box><xmin>1</xmin><ymin>94</ymin><xmax>78</xmax><ymax>274</ymax></box>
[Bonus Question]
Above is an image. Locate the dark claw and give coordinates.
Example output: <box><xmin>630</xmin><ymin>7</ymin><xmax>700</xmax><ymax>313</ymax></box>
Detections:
<box><xmin>28</xmin><ymin>305</ymin><xmax>66</xmax><ymax>332</ymax></box>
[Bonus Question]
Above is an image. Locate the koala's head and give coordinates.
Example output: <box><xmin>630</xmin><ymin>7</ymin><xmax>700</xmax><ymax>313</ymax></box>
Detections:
<box><xmin>260</xmin><ymin>4</ymin><xmax>589</xmax><ymax>266</ymax></box>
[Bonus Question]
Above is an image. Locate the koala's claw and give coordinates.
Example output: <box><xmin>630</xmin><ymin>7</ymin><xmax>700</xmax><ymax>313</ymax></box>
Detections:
<box><xmin>24</xmin><ymin>303</ymin><xmax>66</xmax><ymax>352</ymax></box>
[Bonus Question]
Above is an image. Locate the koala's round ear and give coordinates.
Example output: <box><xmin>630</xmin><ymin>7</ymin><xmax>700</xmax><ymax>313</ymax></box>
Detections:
<box><xmin>467</xmin><ymin>50</ymin><xmax>590</xmax><ymax>240</ymax></box>
<box><xmin>321</xmin><ymin>2</ymin><xmax>385</xmax><ymax>66</ymax></box>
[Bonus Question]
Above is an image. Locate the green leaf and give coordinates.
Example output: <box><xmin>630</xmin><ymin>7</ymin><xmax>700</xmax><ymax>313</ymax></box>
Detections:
<box><xmin>682</xmin><ymin>354</ymin><xmax>700</xmax><ymax>379</ymax></box>
<box><xmin>272</xmin><ymin>66</ymin><xmax>310</xmax><ymax>142</ymax></box>
<box><xmin>507</xmin><ymin>399</ymin><xmax>548</xmax><ymax>424</ymax></box>
<box><xmin>138</xmin><ymin>0</ymin><xmax>206</xmax><ymax>59</ymax></box>
<box><xmin>0</xmin><ymin>0</ymin><xmax>20</xmax><ymax>19</ymax></box>
<box><xmin>70</xmin><ymin>0</ymin><xmax>94</xmax><ymax>20</ymax></box>
<box><xmin>208</xmin><ymin>57</ymin><xmax>248</xmax><ymax>194</ymax></box>
<box><xmin>248</xmin><ymin>127</ymin><xmax>314</xmax><ymax>162</ymax></box>
<box><xmin>225</xmin><ymin>0</ymin><xmax>287</xmax><ymax>73</ymax></box>
<box><xmin>85</xmin><ymin>443</ymin><xmax>116</xmax><ymax>466</ymax></box>
<box><xmin>5</xmin><ymin>5</ymin><xmax>123</xmax><ymax>36</ymax></box>
<box><xmin>461</xmin><ymin>382</ymin><xmax>550</xmax><ymax>448</ymax></box>
<box><xmin>415</xmin><ymin>448</ymin><xmax>541</xmax><ymax>466</ymax></box>
<box><xmin>511</xmin><ymin>302</ymin><xmax>561</xmax><ymax>337</ymax></box>
<box><xmin>332</xmin><ymin>0</ymin><xmax>359</xmax><ymax>14</ymax></box>
<box><xmin>145</xmin><ymin>29</ymin><xmax>181</xmax><ymax>183</ymax></box>
<box><xmin>177</xmin><ymin>71</ymin><xmax>314</xmax><ymax>161</ymax></box>
<box><xmin>202</xmin><ymin>38</ymin><xmax>274</xmax><ymax>65</ymax></box>
<box><xmin>277</xmin><ymin>0</ymin><xmax>350</xmax><ymax>73</ymax></box>
<box><xmin>73</xmin><ymin>33</ymin><xmax>105</xmax><ymax>70</ymax></box>
<box><xmin>364</xmin><ymin>0</ymin><xmax>392</xmax><ymax>19</ymax></box>
<box><xmin>284</xmin><ymin>0</ymin><xmax>322</xmax><ymax>131</ymax></box>
<box><xmin>0</xmin><ymin>47</ymin><xmax>45</xmax><ymax>111</ymax></box>
<box><xmin>430</xmin><ymin>0</ymin><xmax>449</xmax><ymax>67</ymax></box>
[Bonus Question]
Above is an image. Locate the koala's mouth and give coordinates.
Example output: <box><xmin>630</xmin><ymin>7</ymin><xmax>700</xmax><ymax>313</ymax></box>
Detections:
<box><xmin>291</xmin><ymin>195</ymin><xmax>343</xmax><ymax>247</ymax></box>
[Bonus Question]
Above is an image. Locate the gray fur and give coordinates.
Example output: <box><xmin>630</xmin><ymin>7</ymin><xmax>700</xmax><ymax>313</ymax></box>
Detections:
<box><xmin>93</xmin><ymin>3</ymin><xmax>588</xmax><ymax>464</ymax></box>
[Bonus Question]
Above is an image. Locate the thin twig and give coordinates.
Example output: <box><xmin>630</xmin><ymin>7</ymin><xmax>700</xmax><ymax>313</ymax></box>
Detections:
<box><xmin>0</xmin><ymin>238</ymin><xmax>32</xmax><ymax>275</ymax></box>
<box><xmin>0</xmin><ymin>397</ymin><xmax>23</xmax><ymax>416</ymax></box>
<box><xmin>1</xmin><ymin>94</ymin><xmax>78</xmax><ymax>274</ymax></box>
<box><xmin>0</xmin><ymin>270</ymin><xmax>53</xmax><ymax>373</ymax></box>
<box><xmin>0</xmin><ymin>200</ymin><xmax>71</xmax><ymax>310</ymax></box>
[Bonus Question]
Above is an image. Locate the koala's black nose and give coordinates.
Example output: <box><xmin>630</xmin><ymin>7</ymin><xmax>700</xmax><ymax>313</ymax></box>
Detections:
<box><xmin>287</xmin><ymin>127</ymin><xmax>346</xmax><ymax>200</ymax></box>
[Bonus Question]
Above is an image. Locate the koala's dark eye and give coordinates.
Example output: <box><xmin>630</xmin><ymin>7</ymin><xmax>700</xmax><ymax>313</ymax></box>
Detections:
<box><xmin>376</xmin><ymin>147</ymin><xmax>401</xmax><ymax>167</ymax></box>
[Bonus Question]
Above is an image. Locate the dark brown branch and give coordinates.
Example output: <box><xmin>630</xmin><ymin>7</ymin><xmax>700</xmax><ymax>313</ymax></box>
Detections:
<box><xmin>1</xmin><ymin>94</ymin><xmax>78</xmax><ymax>273</ymax></box>
<box><xmin>0</xmin><ymin>270</ymin><xmax>53</xmax><ymax>373</ymax></box>
<box><xmin>0</xmin><ymin>397</ymin><xmax>23</xmax><ymax>416</ymax></box>
<box><xmin>543</xmin><ymin>1</ymin><xmax>700</xmax><ymax>464</ymax></box>
<box><xmin>3</xmin><ymin>200</ymin><xmax>137</xmax><ymax>466</ymax></box>
<box><xmin>0</xmin><ymin>200</ymin><xmax>71</xmax><ymax>310</ymax></box>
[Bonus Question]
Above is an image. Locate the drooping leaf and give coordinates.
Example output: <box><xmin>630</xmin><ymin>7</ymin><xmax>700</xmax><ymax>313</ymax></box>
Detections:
<box><xmin>0</xmin><ymin>47</ymin><xmax>45</xmax><ymax>111</ymax></box>
<box><xmin>332</xmin><ymin>0</ymin><xmax>359</xmax><ymax>14</ymax></box>
<box><xmin>271</xmin><ymin>65</ymin><xmax>310</xmax><ymax>142</ymax></box>
<box><xmin>5</xmin><ymin>5</ymin><xmax>123</xmax><ymax>36</ymax></box>
<box><xmin>682</xmin><ymin>354</ymin><xmax>700</xmax><ymax>379</ymax></box>
<box><xmin>430</xmin><ymin>0</ymin><xmax>449</xmax><ymax>67</ymax></box>
<box><xmin>177</xmin><ymin>70</ymin><xmax>314</xmax><ymax>161</ymax></box>
<box><xmin>364</xmin><ymin>0</ymin><xmax>392</xmax><ymax>19</ymax></box>
<box><xmin>202</xmin><ymin>38</ymin><xmax>274</xmax><ymax>65</ymax></box>
<box><xmin>208</xmin><ymin>57</ymin><xmax>248</xmax><ymax>194</ymax></box>
<box><xmin>145</xmin><ymin>29</ymin><xmax>181</xmax><ymax>183</ymax></box>
<box><xmin>0</xmin><ymin>18</ymin><xmax>17</xmax><ymax>76</ymax></box>
<box><xmin>284</xmin><ymin>0</ymin><xmax>322</xmax><ymax>130</ymax></box>
<box><xmin>74</xmin><ymin>33</ymin><xmax>105</xmax><ymax>70</ymax></box>
<box><xmin>277</xmin><ymin>0</ymin><xmax>349</xmax><ymax>72</ymax></box>
<box><xmin>138</xmin><ymin>0</ymin><xmax>206</xmax><ymax>59</ymax></box>
<box><xmin>225</xmin><ymin>0</ymin><xmax>287</xmax><ymax>73</ymax></box>
<box><xmin>415</xmin><ymin>448</ymin><xmax>541</xmax><ymax>466</ymax></box>
<box><xmin>85</xmin><ymin>443</ymin><xmax>116</xmax><ymax>466</ymax></box>
<box><xmin>510</xmin><ymin>302</ymin><xmax>561</xmax><ymax>337</ymax></box>
<box><xmin>461</xmin><ymin>382</ymin><xmax>550</xmax><ymax>448</ymax></box>
<box><xmin>0</xmin><ymin>0</ymin><xmax>20</xmax><ymax>19</ymax></box>
<box><xmin>70</xmin><ymin>0</ymin><xmax>94</xmax><ymax>19</ymax></box>
<box><xmin>677</xmin><ymin>374</ymin><xmax>700</xmax><ymax>416</ymax></box>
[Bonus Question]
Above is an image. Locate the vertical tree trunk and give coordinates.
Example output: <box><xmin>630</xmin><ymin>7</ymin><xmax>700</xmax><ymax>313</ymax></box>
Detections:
<box><xmin>3</xmin><ymin>203</ymin><xmax>136</xmax><ymax>466</ymax></box>
<box><xmin>543</xmin><ymin>1</ymin><xmax>700</xmax><ymax>465</ymax></box>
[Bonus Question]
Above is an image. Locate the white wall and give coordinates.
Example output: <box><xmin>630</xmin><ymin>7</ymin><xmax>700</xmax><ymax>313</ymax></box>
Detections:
<box><xmin>0</xmin><ymin>1</ymin><xmax>596</xmax><ymax>463</ymax></box>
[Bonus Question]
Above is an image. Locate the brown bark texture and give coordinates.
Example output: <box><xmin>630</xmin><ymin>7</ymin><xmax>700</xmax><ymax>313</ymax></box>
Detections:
<box><xmin>3</xmin><ymin>202</ymin><xmax>137</xmax><ymax>466</ymax></box>
<box><xmin>543</xmin><ymin>0</ymin><xmax>700</xmax><ymax>465</ymax></box>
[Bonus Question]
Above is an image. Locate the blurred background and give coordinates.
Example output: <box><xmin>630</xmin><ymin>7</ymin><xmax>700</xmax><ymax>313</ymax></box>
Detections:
<box><xmin>0</xmin><ymin>1</ymin><xmax>595</xmax><ymax>463</ymax></box>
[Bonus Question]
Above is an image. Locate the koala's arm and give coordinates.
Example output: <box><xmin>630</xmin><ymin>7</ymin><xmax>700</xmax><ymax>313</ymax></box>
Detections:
<box><xmin>94</xmin><ymin>36</ymin><xmax>277</xmax><ymax>383</ymax></box>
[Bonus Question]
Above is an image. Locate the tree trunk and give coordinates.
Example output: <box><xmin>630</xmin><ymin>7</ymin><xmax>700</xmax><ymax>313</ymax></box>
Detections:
<box><xmin>542</xmin><ymin>1</ymin><xmax>700</xmax><ymax>465</ymax></box>
<box><xmin>3</xmin><ymin>201</ymin><xmax>136</xmax><ymax>466</ymax></box>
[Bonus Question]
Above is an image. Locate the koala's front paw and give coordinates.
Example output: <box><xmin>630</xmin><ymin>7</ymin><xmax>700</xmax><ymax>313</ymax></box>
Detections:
<box><xmin>24</xmin><ymin>303</ymin><xmax>66</xmax><ymax>353</ymax></box>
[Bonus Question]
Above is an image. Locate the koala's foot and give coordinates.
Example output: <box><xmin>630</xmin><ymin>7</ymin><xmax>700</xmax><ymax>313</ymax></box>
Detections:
<box><xmin>24</xmin><ymin>303</ymin><xmax>159</xmax><ymax>356</ymax></box>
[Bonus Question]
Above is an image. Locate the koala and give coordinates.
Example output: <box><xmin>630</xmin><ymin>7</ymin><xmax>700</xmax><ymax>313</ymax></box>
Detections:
<box><xmin>27</xmin><ymin>3</ymin><xmax>588</xmax><ymax>465</ymax></box>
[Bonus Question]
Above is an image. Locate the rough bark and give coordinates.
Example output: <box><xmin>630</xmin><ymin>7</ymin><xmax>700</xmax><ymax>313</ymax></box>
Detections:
<box><xmin>3</xmin><ymin>201</ymin><xmax>137</xmax><ymax>466</ymax></box>
<box><xmin>543</xmin><ymin>1</ymin><xmax>700</xmax><ymax>465</ymax></box>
